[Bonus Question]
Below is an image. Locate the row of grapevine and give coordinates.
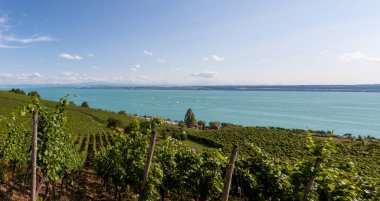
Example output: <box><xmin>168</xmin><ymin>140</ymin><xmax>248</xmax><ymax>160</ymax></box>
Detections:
<box><xmin>0</xmin><ymin>98</ymin><xmax>118</xmax><ymax>200</ymax></box>
<box><xmin>93</xmin><ymin>122</ymin><xmax>380</xmax><ymax>200</ymax></box>
<box><xmin>187</xmin><ymin>126</ymin><xmax>380</xmax><ymax>181</ymax></box>
<box><xmin>94</xmin><ymin>132</ymin><xmax>227</xmax><ymax>200</ymax></box>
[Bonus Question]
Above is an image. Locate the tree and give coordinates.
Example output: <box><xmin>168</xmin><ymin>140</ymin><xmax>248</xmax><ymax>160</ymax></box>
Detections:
<box><xmin>81</xmin><ymin>101</ymin><xmax>89</xmax><ymax>108</ymax></box>
<box><xmin>343</xmin><ymin>133</ymin><xmax>353</xmax><ymax>139</ymax></box>
<box><xmin>118</xmin><ymin>110</ymin><xmax>127</xmax><ymax>115</ymax></box>
<box><xmin>9</xmin><ymin>88</ymin><xmax>26</xmax><ymax>95</ymax></box>
<box><xmin>209</xmin><ymin>121</ymin><xmax>221</xmax><ymax>128</ymax></box>
<box><xmin>198</xmin><ymin>120</ymin><xmax>206</xmax><ymax>130</ymax></box>
<box><xmin>184</xmin><ymin>108</ymin><xmax>196</xmax><ymax>128</ymax></box>
<box><xmin>106</xmin><ymin>117</ymin><xmax>123</xmax><ymax>129</ymax></box>
<box><xmin>27</xmin><ymin>91</ymin><xmax>41</xmax><ymax>98</ymax></box>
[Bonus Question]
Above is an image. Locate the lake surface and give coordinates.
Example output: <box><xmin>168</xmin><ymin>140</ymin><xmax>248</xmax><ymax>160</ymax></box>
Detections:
<box><xmin>22</xmin><ymin>88</ymin><xmax>380</xmax><ymax>137</ymax></box>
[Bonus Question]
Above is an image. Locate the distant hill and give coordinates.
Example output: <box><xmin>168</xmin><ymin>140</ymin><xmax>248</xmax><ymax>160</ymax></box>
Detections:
<box><xmin>3</xmin><ymin>84</ymin><xmax>380</xmax><ymax>92</ymax></box>
<box><xmin>76</xmin><ymin>84</ymin><xmax>380</xmax><ymax>92</ymax></box>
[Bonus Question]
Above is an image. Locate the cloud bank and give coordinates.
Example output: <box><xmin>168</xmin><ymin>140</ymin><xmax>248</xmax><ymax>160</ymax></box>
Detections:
<box><xmin>339</xmin><ymin>52</ymin><xmax>380</xmax><ymax>63</ymax></box>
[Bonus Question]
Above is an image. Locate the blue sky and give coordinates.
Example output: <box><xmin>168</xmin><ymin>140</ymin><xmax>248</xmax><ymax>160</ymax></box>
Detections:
<box><xmin>1</xmin><ymin>0</ymin><xmax>380</xmax><ymax>85</ymax></box>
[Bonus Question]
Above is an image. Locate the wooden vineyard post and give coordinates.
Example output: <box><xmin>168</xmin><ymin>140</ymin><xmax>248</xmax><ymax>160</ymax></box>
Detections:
<box><xmin>302</xmin><ymin>157</ymin><xmax>323</xmax><ymax>201</ymax></box>
<box><xmin>221</xmin><ymin>145</ymin><xmax>238</xmax><ymax>201</ymax></box>
<box><xmin>140</xmin><ymin>130</ymin><xmax>157</xmax><ymax>193</ymax></box>
<box><xmin>31</xmin><ymin>110</ymin><xmax>38</xmax><ymax>201</ymax></box>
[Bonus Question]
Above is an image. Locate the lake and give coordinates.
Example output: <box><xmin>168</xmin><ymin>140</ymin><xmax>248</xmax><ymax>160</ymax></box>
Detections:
<box><xmin>22</xmin><ymin>88</ymin><xmax>380</xmax><ymax>137</ymax></box>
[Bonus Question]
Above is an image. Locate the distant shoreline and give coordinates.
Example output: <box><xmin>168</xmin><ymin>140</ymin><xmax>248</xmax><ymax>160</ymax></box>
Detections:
<box><xmin>78</xmin><ymin>84</ymin><xmax>380</xmax><ymax>92</ymax></box>
<box><xmin>4</xmin><ymin>84</ymin><xmax>380</xmax><ymax>93</ymax></box>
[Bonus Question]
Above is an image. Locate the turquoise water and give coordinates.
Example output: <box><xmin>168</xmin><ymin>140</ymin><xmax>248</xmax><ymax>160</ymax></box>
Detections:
<box><xmin>23</xmin><ymin>88</ymin><xmax>380</xmax><ymax>137</ymax></box>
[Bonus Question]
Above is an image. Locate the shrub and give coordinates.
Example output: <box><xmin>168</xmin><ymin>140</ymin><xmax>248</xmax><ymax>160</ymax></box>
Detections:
<box><xmin>107</xmin><ymin>117</ymin><xmax>123</xmax><ymax>129</ymax></box>
<box><xmin>118</xmin><ymin>110</ymin><xmax>127</xmax><ymax>115</ymax></box>
<box><xmin>9</xmin><ymin>88</ymin><xmax>26</xmax><ymax>95</ymax></box>
<box><xmin>209</xmin><ymin>121</ymin><xmax>221</xmax><ymax>127</ymax></box>
<box><xmin>81</xmin><ymin>101</ymin><xmax>89</xmax><ymax>108</ymax></box>
<box><xmin>27</xmin><ymin>91</ymin><xmax>41</xmax><ymax>98</ymax></box>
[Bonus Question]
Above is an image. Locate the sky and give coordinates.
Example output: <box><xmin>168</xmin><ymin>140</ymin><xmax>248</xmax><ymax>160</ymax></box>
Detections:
<box><xmin>1</xmin><ymin>0</ymin><xmax>380</xmax><ymax>85</ymax></box>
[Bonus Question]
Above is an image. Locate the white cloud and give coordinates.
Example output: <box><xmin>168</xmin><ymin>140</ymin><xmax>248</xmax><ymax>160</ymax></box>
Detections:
<box><xmin>34</xmin><ymin>73</ymin><xmax>42</xmax><ymax>77</ymax></box>
<box><xmin>61</xmin><ymin>71</ymin><xmax>73</xmax><ymax>76</ymax></box>
<box><xmin>144</xmin><ymin>50</ymin><xmax>153</xmax><ymax>56</ymax></box>
<box><xmin>0</xmin><ymin>15</ymin><xmax>7</xmax><ymax>24</ymax></box>
<box><xmin>1</xmin><ymin>35</ymin><xmax>56</xmax><ymax>43</ymax></box>
<box><xmin>87</xmin><ymin>53</ymin><xmax>95</xmax><ymax>57</ymax></box>
<box><xmin>92</xmin><ymin>66</ymin><xmax>99</xmax><ymax>69</ymax></box>
<box><xmin>56</xmin><ymin>71</ymin><xmax>101</xmax><ymax>83</ymax></box>
<box><xmin>59</xmin><ymin>72</ymin><xmax>100</xmax><ymax>82</ymax></box>
<box><xmin>0</xmin><ymin>14</ymin><xmax>56</xmax><ymax>47</ymax></box>
<box><xmin>157</xmin><ymin>59</ymin><xmax>166</xmax><ymax>64</ymax></box>
<box><xmin>0</xmin><ymin>71</ymin><xmax>147</xmax><ymax>84</ymax></box>
<box><xmin>0</xmin><ymin>72</ymin><xmax>42</xmax><ymax>80</ymax></box>
<box><xmin>203</xmin><ymin>54</ymin><xmax>225</xmax><ymax>62</ymax></box>
<box><xmin>191</xmin><ymin>71</ymin><xmax>220</xmax><ymax>78</ymax></box>
<box><xmin>0</xmin><ymin>44</ymin><xmax>24</xmax><ymax>48</ymax></box>
<box><xmin>130</xmin><ymin>64</ymin><xmax>141</xmax><ymax>71</ymax></box>
<box><xmin>320</xmin><ymin>50</ymin><xmax>331</xmax><ymax>54</ymax></box>
<box><xmin>59</xmin><ymin>53</ymin><xmax>83</xmax><ymax>60</ymax></box>
<box><xmin>0</xmin><ymin>15</ymin><xmax>9</xmax><ymax>31</ymax></box>
<box><xmin>339</xmin><ymin>51</ymin><xmax>380</xmax><ymax>63</ymax></box>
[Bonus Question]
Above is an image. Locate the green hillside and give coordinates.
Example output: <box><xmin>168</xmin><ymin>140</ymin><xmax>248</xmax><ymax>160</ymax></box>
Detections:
<box><xmin>0</xmin><ymin>90</ymin><xmax>136</xmax><ymax>133</ymax></box>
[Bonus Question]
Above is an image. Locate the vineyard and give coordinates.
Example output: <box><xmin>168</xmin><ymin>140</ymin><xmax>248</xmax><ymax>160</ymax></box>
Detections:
<box><xmin>0</xmin><ymin>90</ymin><xmax>136</xmax><ymax>134</ymax></box>
<box><xmin>187</xmin><ymin>127</ymin><xmax>380</xmax><ymax>180</ymax></box>
<box><xmin>0</xmin><ymin>96</ymin><xmax>122</xmax><ymax>200</ymax></box>
<box><xmin>0</xmin><ymin>91</ymin><xmax>379</xmax><ymax>200</ymax></box>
